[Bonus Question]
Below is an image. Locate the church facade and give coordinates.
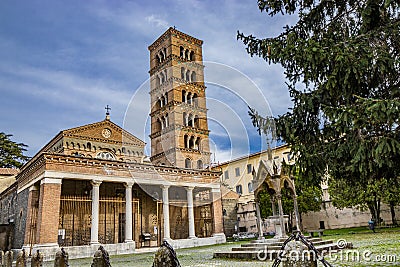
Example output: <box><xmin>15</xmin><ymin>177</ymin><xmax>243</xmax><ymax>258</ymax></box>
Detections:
<box><xmin>0</xmin><ymin>28</ymin><xmax>225</xmax><ymax>259</ymax></box>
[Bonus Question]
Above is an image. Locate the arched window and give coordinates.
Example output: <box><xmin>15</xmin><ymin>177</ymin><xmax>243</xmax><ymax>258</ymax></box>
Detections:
<box><xmin>187</xmin><ymin>92</ymin><xmax>192</xmax><ymax>105</ymax></box>
<box><xmin>96</xmin><ymin>151</ymin><xmax>115</xmax><ymax>160</ymax></box>
<box><xmin>188</xmin><ymin>113</ymin><xmax>193</xmax><ymax>127</ymax></box>
<box><xmin>180</xmin><ymin>46</ymin><xmax>184</xmax><ymax>58</ymax></box>
<box><xmin>183</xmin><ymin>112</ymin><xmax>187</xmax><ymax>126</ymax></box>
<box><xmin>185</xmin><ymin>158</ymin><xmax>192</xmax><ymax>168</ymax></box>
<box><xmin>190</xmin><ymin>51</ymin><xmax>195</xmax><ymax>61</ymax></box>
<box><xmin>181</xmin><ymin>67</ymin><xmax>185</xmax><ymax>80</ymax></box>
<box><xmin>182</xmin><ymin>90</ymin><xmax>186</xmax><ymax>102</ymax></box>
<box><xmin>189</xmin><ymin>136</ymin><xmax>195</xmax><ymax>149</ymax></box>
<box><xmin>185</xmin><ymin>49</ymin><xmax>189</xmax><ymax>59</ymax></box>
<box><xmin>191</xmin><ymin>71</ymin><xmax>196</xmax><ymax>82</ymax></box>
<box><xmin>186</xmin><ymin>70</ymin><xmax>190</xmax><ymax>81</ymax></box>
<box><xmin>195</xmin><ymin>137</ymin><xmax>200</xmax><ymax>150</ymax></box>
<box><xmin>160</xmin><ymin>72</ymin><xmax>165</xmax><ymax>83</ymax></box>
<box><xmin>184</xmin><ymin>135</ymin><xmax>188</xmax><ymax>148</ymax></box>
<box><xmin>87</xmin><ymin>142</ymin><xmax>91</xmax><ymax>151</ymax></box>
<box><xmin>156</xmin><ymin>118</ymin><xmax>162</xmax><ymax>131</ymax></box>
<box><xmin>156</xmin><ymin>75</ymin><xmax>160</xmax><ymax>87</ymax></box>
<box><xmin>197</xmin><ymin>160</ymin><xmax>203</xmax><ymax>169</ymax></box>
<box><xmin>160</xmin><ymin>51</ymin><xmax>164</xmax><ymax>62</ymax></box>
<box><xmin>163</xmin><ymin>48</ymin><xmax>167</xmax><ymax>59</ymax></box>
<box><xmin>156</xmin><ymin>55</ymin><xmax>160</xmax><ymax>63</ymax></box>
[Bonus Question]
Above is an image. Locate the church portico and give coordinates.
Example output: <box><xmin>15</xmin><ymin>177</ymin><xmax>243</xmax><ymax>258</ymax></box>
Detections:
<box><xmin>15</xmin><ymin>151</ymin><xmax>222</xmax><ymax>259</ymax></box>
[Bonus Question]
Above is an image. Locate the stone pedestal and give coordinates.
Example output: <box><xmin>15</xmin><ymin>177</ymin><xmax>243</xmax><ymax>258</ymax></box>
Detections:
<box><xmin>268</xmin><ymin>215</ymin><xmax>289</xmax><ymax>239</ymax></box>
<box><xmin>282</xmin><ymin>240</ymin><xmax>317</xmax><ymax>267</ymax></box>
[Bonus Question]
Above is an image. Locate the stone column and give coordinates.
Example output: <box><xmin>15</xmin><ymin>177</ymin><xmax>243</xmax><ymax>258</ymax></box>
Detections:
<box><xmin>91</xmin><ymin>180</ymin><xmax>102</xmax><ymax>245</ymax></box>
<box><xmin>271</xmin><ymin>196</ymin><xmax>277</xmax><ymax>216</ymax></box>
<box><xmin>276</xmin><ymin>193</ymin><xmax>287</xmax><ymax>237</ymax></box>
<box><xmin>186</xmin><ymin>186</ymin><xmax>196</xmax><ymax>238</ymax></box>
<box><xmin>125</xmin><ymin>182</ymin><xmax>134</xmax><ymax>243</ymax></box>
<box><xmin>210</xmin><ymin>188</ymin><xmax>224</xmax><ymax>235</ymax></box>
<box><xmin>291</xmin><ymin>178</ymin><xmax>301</xmax><ymax>231</ymax></box>
<box><xmin>293</xmin><ymin>194</ymin><xmax>301</xmax><ymax>231</ymax></box>
<box><xmin>35</xmin><ymin>178</ymin><xmax>62</xmax><ymax>246</ymax></box>
<box><xmin>185</xmin><ymin>114</ymin><xmax>189</xmax><ymax>126</ymax></box>
<box><xmin>255</xmin><ymin>202</ymin><xmax>264</xmax><ymax>238</ymax></box>
<box><xmin>161</xmin><ymin>185</ymin><xmax>170</xmax><ymax>240</ymax></box>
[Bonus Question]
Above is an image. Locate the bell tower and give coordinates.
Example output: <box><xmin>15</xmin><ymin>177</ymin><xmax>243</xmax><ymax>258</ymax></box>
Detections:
<box><xmin>148</xmin><ymin>27</ymin><xmax>211</xmax><ymax>169</ymax></box>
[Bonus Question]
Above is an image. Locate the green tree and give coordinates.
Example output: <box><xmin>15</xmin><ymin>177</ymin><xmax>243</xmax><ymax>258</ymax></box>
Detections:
<box><xmin>239</xmin><ymin>1</ymin><xmax>400</xmax><ymax>220</ymax></box>
<box><xmin>0</xmin><ymin>132</ymin><xmax>29</xmax><ymax>168</ymax></box>
<box><xmin>329</xmin><ymin>175</ymin><xmax>400</xmax><ymax>225</ymax></box>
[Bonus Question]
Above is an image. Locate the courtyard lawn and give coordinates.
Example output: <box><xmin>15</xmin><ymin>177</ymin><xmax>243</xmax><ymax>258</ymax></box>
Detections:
<box><xmin>42</xmin><ymin>227</ymin><xmax>400</xmax><ymax>267</ymax></box>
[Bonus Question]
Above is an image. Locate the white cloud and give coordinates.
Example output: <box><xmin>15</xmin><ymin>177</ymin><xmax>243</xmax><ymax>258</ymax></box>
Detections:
<box><xmin>145</xmin><ymin>15</ymin><xmax>169</xmax><ymax>29</ymax></box>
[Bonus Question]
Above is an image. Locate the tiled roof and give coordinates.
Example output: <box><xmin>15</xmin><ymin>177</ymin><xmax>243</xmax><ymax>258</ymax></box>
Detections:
<box><xmin>0</xmin><ymin>168</ymin><xmax>20</xmax><ymax>176</ymax></box>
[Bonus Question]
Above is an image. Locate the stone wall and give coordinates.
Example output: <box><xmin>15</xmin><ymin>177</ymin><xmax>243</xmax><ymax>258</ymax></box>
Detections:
<box><xmin>302</xmin><ymin>202</ymin><xmax>400</xmax><ymax>230</ymax></box>
<box><xmin>221</xmin><ymin>198</ymin><xmax>237</xmax><ymax>237</ymax></box>
<box><xmin>14</xmin><ymin>187</ymin><xmax>29</xmax><ymax>248</ymax></box>
<box><xmin>0</xmin><ymin>186</ymin><xmax>17</xmax><ymax>225</ymax></box>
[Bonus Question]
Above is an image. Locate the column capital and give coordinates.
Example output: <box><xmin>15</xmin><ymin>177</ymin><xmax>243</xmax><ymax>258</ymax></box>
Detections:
<box><xmin>185</xmin><ymin>186</ymin><xmax>195</xmax><ymax>191</ymax></box>
<box><xmin>124</xmin><ymin>182</ymin><xmax>134</xmax><ymax>188</ymax></box>
<box><xmin>161</xmin><ymin>185</ymin><xmax>170</xmax><ymax>190</ymax></box>
<box><xmin>91</xmin><ymin>180</ymin><xmax>102</xmax><ymax>187</ymax></box>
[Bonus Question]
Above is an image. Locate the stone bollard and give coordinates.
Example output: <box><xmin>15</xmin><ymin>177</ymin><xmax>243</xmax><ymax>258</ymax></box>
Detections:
<box><xmin>16</xmin><ymin>249</ymin><xmax>27</xmax><ymax>267</ymax></box>
<box><xmin>4</xmin><ymin>251</ymin><xmax>13</xmax><ymax>267</ymax></box>
<box><xmin>152</xmin><ymin>241</ymin><xmax>181</xmax><ymax>267</ymax></box>
<box><xmin>91</xmin><ymin>246</ymin><xmax>111</xmax><ymax>267</ymax></box>
<box><xmin>31</xmin><ymin>250</ymin><xmax>43</xmax><ymax>267</ymax></box>
<box><xmin>0</xmin><ymin>250</ymin><xmax>4</xmax><ymax>267</ymax></box>
<box><xmin>282</xmin><ymin>240</ymin><xmax>317</xmax><ymax>267</ymax></box>
<box><xmin>54</xmin><ymin>248</ymin><xmax>69</xmax><ymax>267</ymax></box>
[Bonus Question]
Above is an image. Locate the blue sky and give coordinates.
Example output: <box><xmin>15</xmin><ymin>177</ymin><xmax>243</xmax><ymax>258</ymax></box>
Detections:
<box><xmin>0</xmin><ymin>0</ymin><xmax>294</xmax><ymax>163</ymax></box>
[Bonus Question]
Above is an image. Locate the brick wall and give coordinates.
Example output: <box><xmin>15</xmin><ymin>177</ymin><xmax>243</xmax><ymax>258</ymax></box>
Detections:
<box><xmin>35</xmin><ymin>182</ymin><xmax>61</xmax><ymax>244</ymax></box>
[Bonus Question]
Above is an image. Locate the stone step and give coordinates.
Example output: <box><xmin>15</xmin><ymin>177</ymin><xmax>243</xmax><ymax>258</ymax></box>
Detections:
<box><xmin>249</xmin><ymin>237</ymin><xmax>323</xmax><ymax>245</ymax></box>
<box><xmin>214</xmin><ymin>241</ymin><xmax>353</xmax><ymax>260</ymax></box>
<box><xmin>233</xmin><ymin>241</ymin><xmax>334</xmax><ymax>251</ymax></box>
<box><xmin>241</xmin><ymin>239</ymin><xmax>333</xmax><ymax>248</ymax></box>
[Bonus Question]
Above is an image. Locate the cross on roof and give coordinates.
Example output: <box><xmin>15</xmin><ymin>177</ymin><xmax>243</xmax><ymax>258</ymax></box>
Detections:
<box><xmin>105</xmin><ymin>105</ymin><xmax>111</xmax><ymax>115</ymax></box>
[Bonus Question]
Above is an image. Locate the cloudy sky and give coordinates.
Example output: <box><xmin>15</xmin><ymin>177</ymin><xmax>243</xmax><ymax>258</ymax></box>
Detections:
<box><xmin>0</xmin><ymin>0</ymin><xmax>295</xmax><ymax>163</ymax></box>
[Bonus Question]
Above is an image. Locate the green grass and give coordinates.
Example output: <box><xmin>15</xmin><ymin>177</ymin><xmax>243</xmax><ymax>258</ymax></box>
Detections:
<box><xmin>42</xmin><ymin>227</ymin><xmax>400</xmax><ymax>266</ymax></box>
